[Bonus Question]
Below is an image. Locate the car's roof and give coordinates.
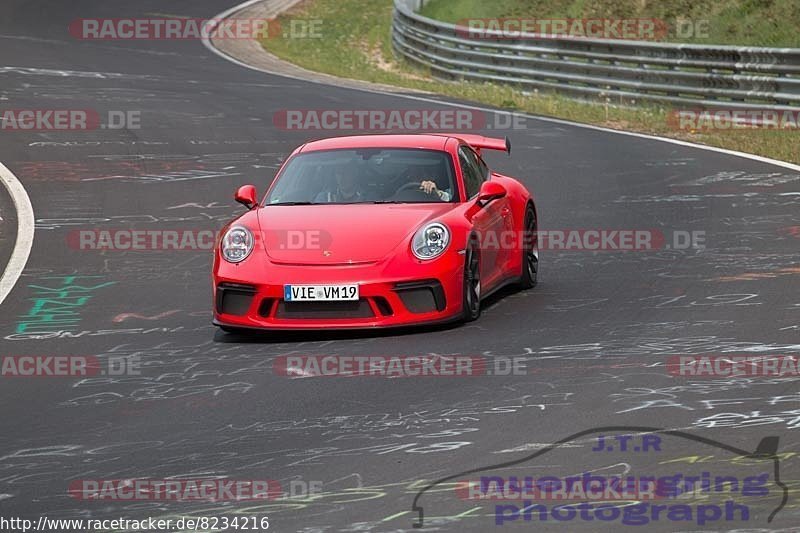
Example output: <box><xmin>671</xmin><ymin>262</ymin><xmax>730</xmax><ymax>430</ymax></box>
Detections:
<box><xmin>299</xmin><ymin>134</ymin><xmax>451</xmax><ymax>153</ymax></box>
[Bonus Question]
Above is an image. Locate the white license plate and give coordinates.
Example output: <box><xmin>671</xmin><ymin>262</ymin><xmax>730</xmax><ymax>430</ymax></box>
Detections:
<box><xmin>284</xmin><ymin>284</ymin><xmax>359</xmax><ymax>302</ymax></box>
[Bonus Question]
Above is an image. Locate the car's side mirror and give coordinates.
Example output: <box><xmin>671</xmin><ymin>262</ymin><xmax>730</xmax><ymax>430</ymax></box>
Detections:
<box><xmin>476</xmin><ymin>181</ymin><xmax>506</xmax><ymax>207</ymax></box>
<box><xmin>235</xmin><ymin>185</ymin><xmax>258</xmax><ymax>210</ymax></box>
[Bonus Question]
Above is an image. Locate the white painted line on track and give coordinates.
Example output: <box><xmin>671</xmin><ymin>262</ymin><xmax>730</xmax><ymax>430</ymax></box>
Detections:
<box><xmin>0</xmin><ymin>162</ymin><xmax>34</xmax><ymax>305</ymax></box>
<box><xmin>202</xmin><ymin>0</ymin><xmax>800</xmax><ymax>174</ymax></box>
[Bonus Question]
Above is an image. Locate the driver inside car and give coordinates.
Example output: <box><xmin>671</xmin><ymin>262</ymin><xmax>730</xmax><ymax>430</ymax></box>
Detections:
<box><xmin>419</xmin><ymin>179</ymin><xmax>452</xmax><ymax>201</ymax></box>
<box><xmin>314</xmin><ymin>167</ymin><xmax>364</xmax><ymax>203</ymax></box>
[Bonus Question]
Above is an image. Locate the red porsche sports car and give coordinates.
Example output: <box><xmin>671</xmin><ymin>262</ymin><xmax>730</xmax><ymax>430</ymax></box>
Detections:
<box><xmin>212</xmin><ymin>133</ymin><xmax>538</xmax><ymax>332</ymax></box>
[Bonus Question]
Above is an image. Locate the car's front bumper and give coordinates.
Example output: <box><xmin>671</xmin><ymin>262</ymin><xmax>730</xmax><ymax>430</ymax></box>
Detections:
<box><xmin>212</xmin><ymin>253</ymin><xmax>465</xmax><ymax>330</ymax></box>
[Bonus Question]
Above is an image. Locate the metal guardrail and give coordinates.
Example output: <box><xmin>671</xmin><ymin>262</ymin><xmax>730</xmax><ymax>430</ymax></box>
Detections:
<box><xmin>392</xmin><ymin>0</ymin><xmax>800</xmax><ymax>111</ymax></box>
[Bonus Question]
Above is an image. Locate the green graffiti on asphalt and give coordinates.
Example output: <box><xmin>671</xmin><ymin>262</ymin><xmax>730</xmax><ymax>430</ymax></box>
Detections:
<box><xmin>15</xmin><ymin>276</ymin><xmax>116</xmax><ymax>334</ymax></box>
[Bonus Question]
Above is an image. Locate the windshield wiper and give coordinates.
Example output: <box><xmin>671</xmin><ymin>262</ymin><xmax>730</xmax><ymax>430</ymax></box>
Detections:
<box><xmin>267</xmin><ymin>201</ymin><xmax>317</xmax><ymax>206</ymax></box>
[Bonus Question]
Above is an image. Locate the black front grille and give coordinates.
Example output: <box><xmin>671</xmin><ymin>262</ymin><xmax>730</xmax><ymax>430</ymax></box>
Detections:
<box><xmin>216</xmin><ymin>283</ymin><xmax>257</xmax><ymax>316</ymax></box>
<box><xmin>394</xmin><ymin>280</ymin><xmax>446</xmax><ymax>313</ymax></box>
<box><xmin>373</xmin><ymin>296</ymin><xmax>394</xmax><ymax>316</ymax></box>
<box><xmin>275</xmin><ymin>299</ymin><xmax>375</xmax><ymax>319</ymax></box>
<box><xmin>258</xmin><ymin>298</ymin><xmax>274</xmax><ymax>317</ymax></box>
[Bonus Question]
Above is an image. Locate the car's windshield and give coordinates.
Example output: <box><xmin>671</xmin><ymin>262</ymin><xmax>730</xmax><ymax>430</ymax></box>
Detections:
<box><xmin>265</xmin><ymin>148</ymin><xmax>457</xmax><ymax>204</ymax></box>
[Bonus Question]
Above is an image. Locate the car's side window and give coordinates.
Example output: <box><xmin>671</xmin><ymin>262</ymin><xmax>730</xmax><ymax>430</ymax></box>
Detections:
<box><xmin>473</xmin><ymin>150</ymin><xmax>490</xmax><ymax>180</ymax></box>
<box><xmin>459</xmin><ymin>146</ymin><xmax>486</xmax><ymax>199</ymax></box>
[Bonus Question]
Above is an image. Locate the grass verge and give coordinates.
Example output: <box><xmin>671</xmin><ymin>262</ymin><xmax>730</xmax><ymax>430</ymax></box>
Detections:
<box><xmin>261</xmin><ymin>0</ymin><xmax>799</xmax><ymax>165</ymax></box>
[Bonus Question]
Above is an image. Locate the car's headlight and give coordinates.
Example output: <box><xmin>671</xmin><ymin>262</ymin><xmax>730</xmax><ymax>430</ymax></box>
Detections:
<box><xmin>221</xmin><ymin>226</ymin><xmax>254</xmax><ymax>263</ymax></box>
<box><xmin>412</xmin><ymin>222</ymin><xmax>450</xmax><ymax>260</ymax></box>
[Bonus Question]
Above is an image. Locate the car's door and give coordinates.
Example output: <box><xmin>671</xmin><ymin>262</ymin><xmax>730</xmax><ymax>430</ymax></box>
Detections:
<box><xmin>458</xmin><ymin>145</ymin><xmax>508</xmax><ymax>290</ymax></box>
<box><xmin>475</xmin><ymin>151</ymin><xmax>515</xmax><ymax>273</ymax></box>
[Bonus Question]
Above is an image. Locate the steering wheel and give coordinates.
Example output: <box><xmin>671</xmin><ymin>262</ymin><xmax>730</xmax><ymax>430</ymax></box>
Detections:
<box><xmin>395</xmin><ymin>181</ymin><xmax>433</xmax><ymax>195</ymax></box>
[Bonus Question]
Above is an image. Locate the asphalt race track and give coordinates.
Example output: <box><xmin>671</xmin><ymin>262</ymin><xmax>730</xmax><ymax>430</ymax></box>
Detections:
<box><xmin>1</xmin><ymin>1</ymin><xmax>799</xmax><ymax>531</ymax></box>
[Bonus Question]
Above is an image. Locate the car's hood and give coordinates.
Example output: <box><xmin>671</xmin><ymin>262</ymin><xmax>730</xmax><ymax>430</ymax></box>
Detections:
<box><xmin>256</xmin><ymin>204</ymin><xmax>454</xmax><ymax>265</ymax></box>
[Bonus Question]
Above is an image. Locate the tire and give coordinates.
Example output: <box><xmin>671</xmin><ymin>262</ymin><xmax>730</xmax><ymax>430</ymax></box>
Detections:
<box><xmin>519</xmin><ymin>206</ymin><xmax>538</xmax><ymax>289</ymax></box>
<box><xmin>461</xmin><ymin>237</ymin><xmax>482</xmax><ymax>322</ymax></box>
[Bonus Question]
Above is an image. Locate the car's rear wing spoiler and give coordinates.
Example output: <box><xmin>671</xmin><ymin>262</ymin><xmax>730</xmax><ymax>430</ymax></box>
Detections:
<box><xmin>437</xmin><ymin>134</ymin><xmax>512</xmax><ymax>155</ymax></box>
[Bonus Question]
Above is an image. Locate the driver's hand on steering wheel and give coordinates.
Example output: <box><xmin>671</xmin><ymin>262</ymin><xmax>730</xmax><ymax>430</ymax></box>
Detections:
<box><xmin>419</xmin><ymin>180</ymin><xmax>438</xmax><ymax>195</ymax></box>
